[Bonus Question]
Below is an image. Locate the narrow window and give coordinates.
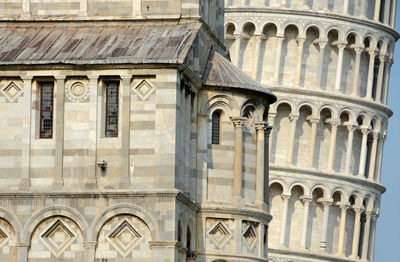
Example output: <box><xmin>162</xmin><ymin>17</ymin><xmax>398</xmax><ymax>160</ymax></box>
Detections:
<box><xmin>105</xmin><ymin>81</ymin><xmax>119</xmax><ymax>137</ymax></box>
<box><xmin>39</xmin><ymin>82</ymin><xmax>54</xmax><ymax>139</ymax></box>
<box><xmin>211</xmin><ymin>111</ymin><xmax>221</xmax><ymax>144</ymax></box>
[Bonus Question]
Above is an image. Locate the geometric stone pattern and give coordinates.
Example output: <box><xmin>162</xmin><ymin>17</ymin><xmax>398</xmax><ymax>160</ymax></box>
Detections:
<box><xmin>206</xmin><ymin>219</ymin><xmax>233</xmax><ymax>251</ymax></box>
<box><xmin>242</xmin><ymin>222</ymin><xmax>257</xmax><ymax>251</ymax></box>
<box><xmin>132</xmin><ymin>79</ymin><xmax>156</xmax><ymax>101</ymax></box>
<box><xmin>65</xmin><ymin>80</ymin><xmax>90</xmax><ymax>103</ymax></box>
<box><xmin>0</xmin><ymin>81</ymin><xmax>23</xmax><ymax>103</ymax></box>
<box><xmin>106</xmin><ymin>220</ymin><xmax>142</xmax><ymax>257</ymax></box>
<box><xmin>0</xmin><ymin>218</ymin><xmax>15</xmax><ymax>261</ymax></box>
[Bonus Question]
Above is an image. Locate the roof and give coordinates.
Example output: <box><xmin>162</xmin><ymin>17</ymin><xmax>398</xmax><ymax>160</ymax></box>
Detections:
<box><xmin>0</xmin><ymin>23</ymin><xmax>200</xmax><ymax>65</ymax></box>
<box><xmin>202</xmin><ymin>50</ymin><xmax>276</xmax><ymax>101</ymax></box>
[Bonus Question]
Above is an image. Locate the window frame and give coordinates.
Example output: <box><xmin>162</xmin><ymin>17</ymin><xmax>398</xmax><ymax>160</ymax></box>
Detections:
<box><xmin>39</xmin><ymin>81</ymin><xmax>54</xmax><ymax>139</ymax></box>
<box><xmin>211</xmin><ymin>110</ymin><xmax>221</xmax><ymax>145</ymax></box>
<box><xmin>104</xmin><ymin>80</ymin><xmax>120</xmax><ymax>137</ymax></box>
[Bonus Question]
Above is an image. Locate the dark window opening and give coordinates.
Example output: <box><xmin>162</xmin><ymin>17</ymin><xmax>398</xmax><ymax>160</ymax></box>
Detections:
<box><xmin>40</xmin><ymin>82</ymin><xmax>54</xmax><ymax>139</ymax></box>
<box><xmin>105</xmin><ymin>81</ymin><xmax>119</xmax><ymax>137</ymax></box>
<box><xmin>211</xmin><ymin>111</ymin><xmax>221</xmax><ymax>144</ymax></box>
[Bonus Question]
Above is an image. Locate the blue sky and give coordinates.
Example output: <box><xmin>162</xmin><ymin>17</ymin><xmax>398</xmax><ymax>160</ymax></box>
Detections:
<box><xmin>375</xmin><ymin>3</ymin><xmax>400</xmax><ymax>261</ymax></box>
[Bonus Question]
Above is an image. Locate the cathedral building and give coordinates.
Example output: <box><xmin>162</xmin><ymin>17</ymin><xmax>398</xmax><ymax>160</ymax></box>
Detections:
<box><xmin>0</xmin><ymin>0</ymin><xmax>277</xmax><ymax>261</ymax></box>
<box><xmin>224</xmin><ymin>1</ymin><xmax>397</xmax><ymax>262</ymax></box>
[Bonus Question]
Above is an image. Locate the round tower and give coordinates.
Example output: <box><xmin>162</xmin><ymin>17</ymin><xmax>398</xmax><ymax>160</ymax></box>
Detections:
<box><xmin>224</xmin><ymin>1</ymin><xmax>398</xmax><ymax>261</ymax></box>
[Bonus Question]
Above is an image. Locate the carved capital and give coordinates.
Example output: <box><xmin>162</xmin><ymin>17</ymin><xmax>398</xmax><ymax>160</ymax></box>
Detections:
<box><xmin>360</xmin><ymin>126</ymin><xmax>371</xmax><ymax>135</ymax></box>
<box><xmin>234</xmin><ymin>33</ymin><xmax>241</xmax><ymax>39</ymax></box>
<box><xmin>345</xmin><ymin>124</ymin><xmax>358</xmax><ymax>132</ymax></box>
<box><xmin>281</xmin><ymin>194</ymin><xmax>291</xmax><ymax>201</ymax></box>
<box><xmin>322</xmin><ymin>201</ymin><xmax>333</xmax><ymax>207</ymax></box>
<box><xmin>379</xmin><ymin>54</ymin><xmax>387</xmax><ymax>63</ymax></box>
<box><xmin>353</xmin><ymin>207</ymin><xmax>365</xmax><ymax>213</ymax></box>
<box><xmin>318</xmin><ymin>40</ymin><xmax>328</xmax><ymax>49</ymax></box>
<box><xmin>354</xmin><ymin>47</ymin><xmax>364</xmax><ymax>54</ymax></box>
<box><xmin>339</xmin><ymin>203</ymin><xmax>350</xmax><ymax>210</ymax></box>
<box><xmin>367</xmin><ymin>48</ymin><xmax>378</xmax><ymax>56</ymax></box>
<box><xmin>325</xmin><ymin>118</ymin><xmax>340</xmax><ymax>127</ymax></box>
<box><xmin>301</xmin><ymin>197</ymin><xmax>313</xmax><ymax>204</ymax></box>
<box><xmin>337</xmin><ymin>43</ymin><xmax>347</xmax><ymax>49</ymax></box>
<box><xmin>289</xmin><ymin>114</ymin><xmax>299</xmax><ymax>122</ymax></box>
<box><xmin>254</xmin><ymin>121</ymin><xmax>268</xmax><ymax>132</ymax></box>
<box><xmin>230</xmin><ymin>117</ymin><xmax>246</xmax><ymax>128</ymax></box>
<box><xmin>372</xmin><ymin>131</ymin><xmax>380</xmax><ymax>140</ymax></box>
<box><xmin>296</xmin><ymin>37</ymin><xmax>306</xmax><ymax>46</ymax></box>
<box><xmin>276</xmin><ymin>36</ymin><xmax>285</xmax><ymax>44</ymax></box>
<box><xmin>307</xmin><ymin>116</ymin><xmax>320</xmax><ymax>124</ymax></box>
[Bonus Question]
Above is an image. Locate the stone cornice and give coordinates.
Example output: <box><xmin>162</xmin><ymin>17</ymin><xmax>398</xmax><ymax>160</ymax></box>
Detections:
<box><xmin>225</xmin><ymin>7</ymin><xmax>399</xmax><ymax>40</ymax></box>
<box><xmin>270</xmin><ymin>165</ymin><xmax>386</xmax><ymax>194</ymax></box>
<box><xmin>269</xmin><ymin>86</ymin><xmax>393</xmax><ymax>117</ymax></box>
<box><xmin>199</xmin><ymin>206</ymin><xmax>272</xmax><ymax>224</ymax></box>
<box><xmin>269</xmin><ymin>247</ymin><xmax>360</xmax><ymax>262</ymax></box>
<box><xmin>200</xmin><ymin>251</ymin><xmax>269</xmax><ymax>262</ymax></box>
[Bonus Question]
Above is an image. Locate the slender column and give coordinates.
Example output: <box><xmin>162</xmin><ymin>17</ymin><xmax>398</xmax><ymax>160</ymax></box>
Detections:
<box><xmin>335</xmin><ymin>43</ymin><xmax>346</xmax><ymax>90</ymax></box>
<box><xmin>268</xmin><ymin>113</ymin><xmax>276</xmax><ymax>157</ymax></box>
<box><xmin>255</xmin><ymin>121</ymin><xmax>268</xmax><ymax>207</ymax></box>
<box><xmin>273</xmin><ymin>36</ymin><xmax>284</xmax><ymax>85</ymax></box>
<box><xmin>264</xmin><ymin>126</ymin><xmax>273</xmax><ymax>205</ymax></box>
<box><xmin>120</xmin><ymin>76</ymin><xmax>131</xmax><ymax>187</ymax></box>
<box><xmin>323</xmin><ymin>0</ymin><xmax>329</xmax><ymax>11</ymax></box>
<box><xmin>22</xmin><ymin>0</ymin><xmax>30</xmax><ymax>14</ymax></box>
<box><xmin>337</xmin><ymin>204</ymin><xmax>350</xmax><ymax>256</ymax></box>
<box><xmin>306</xmin><ymin>117</ymin><xmax>319</xmax><ymax>168</ymax></box>
<box><xmin>374</xmin><ymin>0</ymin><xmax>381</xmax><ymax>21</ymax></box>
<box><xmin>316</xmin><ymin>41</ymin><xmax>327</xmax><ymax>88</ymax></box>
<box><xmin>233</xmin><ymin>34</ymin><xmax>241</xmax><ymax>66</ymax></box>
<box><xmin>382</xmin><ymin>57</ymin><xmax>393</xmax><ymax>104</ymax></box>
<box><xmin>20</xmin><ymin>76</ymin><xmax>33</xmax><ymax>189</ymax></box>
<box><xmin>350</xmin><ymin>207</ymin><xmax>364</xmax><ymax>259</ymax></box>
<box><xmin>286</xmin><ymin>114</ymin><xmax>299</xmax><ymax>165</ymax></box>
<box><xmin>368</xmin><ymin>131</ymin><xmax>379</xmax><ymax>180</ymax></box>
<box><xmin>391</xmin><ymin>0</ymin><xmax>397</xmax><ymax>26</ymax></box>
<box><xmin>17</xmin><ymin>242</ymin><xmax>30</xmax><ymax>262</ymax></box>
<box><xmin>375</xmin><ymin>55</ymin><xmax>386</xmax><ymax>102</ymax></box>
<box><xmin>365</xmin><ymin>48</ymin><xmax>377</xmax><ymax>99</ymax></box>
<box><xmin>384</xmin><ymin>0</ymin><xmax>391</xmax><ymax>24</ymax></box>
<box><xmin>358</xmin><ymin>126</ymin><xmax>371</xmax><ymax>178</ymax></box>
<box><xmin>295</xmin><ymin>37</ymin><xmax>306</xmax><ymax>86</ymax></box>
<box><xmin>361</xmin><ymin>212</ymin><xmax>372</xmax><ymax>260</ymax></box>
<box><xmin>132</xmin><ymin>0</ymin><xmax>141</xmax><ymax>16</ymax></box>
<box><xmin>320</xmin><ymin>201</ymin><xmax>332</xmax><ymax>251</ymax></box>
<box><xmin>300</xmin><ymin>197</ymin><xmax>312</xmax><ymax>249</ymax></box>
<box><xmin>279</xmin><ymin>195</ymin><xmax>291</xmax><ymax>246</ymax></box>
<box><xmin>351</xmin><ymin>47</ymin><xmax>363</xmax><ymax>96</ymax></box>
<box><xmin>252</xmin><ymin>35</ymin><xmax>262</xmax><ymax>80</ymax></box>
<box><xmin>54</xmin><ymin>76</ymin><xmax>66</xmax><ymax>189</ymax></box>
<box><xmin>344</xmin><ymin>124</ymin><xmax>357</xmax><ymax>174</ymax></box>
<box><xmin>86</xmin><ymin>76</ymin><xmax>99</xmax><ymax>188</ymax></box>
<box><xmin>231</xmin><ymin>117</ymin><xmax>246</xmax><ymax>200</ymax></box>
<box><xmin>360</xmin><ymin>0</ymin><xmax>368</xmax><ymax>18</ymax></box>
<box><xmin>375</xmin><ymin>134</ymin><xmax>386</xmax><ymax>183</ymax></box>
<box><xmin>343</xmin><ymin>0</ymin><xmax>349</xmax><ymax>14</ymax></box>
<box><xmin>369</xmin><ymin>214</ymin><xmax>378</xmax><ymax>261</ymax></box>
<box><xmin>326</xmin><ymin>119</ymin><xmax>340</xmax><ymax>172</ymax></box>
<box><xmin>184</xmin><ymin>90</ymin><xmax>192</xmax><ymax>191</ymax></box>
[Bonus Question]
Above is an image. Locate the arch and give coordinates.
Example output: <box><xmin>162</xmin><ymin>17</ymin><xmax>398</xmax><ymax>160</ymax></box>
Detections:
<box><xmin>330</xmin><ymin>188</ymin><xmax>349</xmax><ymax>202</ymax></box>
<box><xmin>90</xmin><ymin>203</ymin><xmax>159</xmax><ymax>241</ymax></box>
<box><xmin>310</xmin><ymin>184</ymin><xmax>328</xmax><ymax>198</ymax></box>
<box><xmin>282</xmin><ymin>22</ymin><xmax>301</xmax><ymax>34</ymax></box>
<box><xmin>211</xmin><ymin>110</ymin><xmax>221</xmax><ymax>144</ymax></box>
<box><xmin>199</xmin><ymin>94</ymin><xmax>239</xmax><ymax>116</ymax></box>
<box><xmin>269</xmin><ymin>180</ymin><xmax>286</xmax><ymax>192</ymax></box>
<box><xmin>261</xmin><ymin>21</ymin><xmax>279</xmax><ymax>36</ymax></box>
<box><xmin>177</xmin><ymin>220</ymin><xmax>183</xmax><ymax>242</ymax></box>
<box><xmin>356</xmin><ymin>112</ymin><xmax>371</xmax><ymax>126</ymax></box>
<box><xmin>224</xmin><ymin>22</ymin><xmax>237</xmax><ymax>37</ymax></box>
<box><xmin>273</xmin><ymin>100</ymin><xmax>295</xmax><ymax>114</ymax></box>
<box><xmin>22</xmin><ymin>205</ymin><xmax>89</xmax><ymax>243</ymax></box>
<box><xmin>296</xmin><ymin>101</ymin><xmax>317</xmax><ymax>116</ymax></box>
<box><xmin>338</xmin><ymin>107</ymin><xmax>356</xmax><ymax>123</ymax></box>
<box><xmin>240</xmin><ymin>20</ymin><xmax>257</xmax><ymax>37</ymax></box>
<box><xmin>288</xmin><ymin>181</ymin><xmax>308</xmax><ymax>196</ymax></box>
<box><xmin>304</xmin><ymin>23</ymin><xmax>323</xmax><ymax>37</ymax></box>
<box><xmin>0</xmin><ymin>206</ymin><xmax>21</xmax><ymax>243</ymax></box>
<box><xmin>348</xmin><ymin>191</ymin><xmax>363</xmax><ymax>206</ymax></box>
<box><xmin>363</xmin><ymin>34</ymin><xmax>377</xmax><ymax>49</ymax></box>
<box><xmin>318</xmin><ymin>104</ymin><xmax>338</xmax><ymax>119</ymax></box>
<box><xmin>240</xmin><ymin>99</ymin><xmax>262</xmax><ymax>121</ymax></box>
<box><xmin>362</xmin><ymin>194</ymin><xmax>375</xmax><ymax>211</ymax></box>
<box><xmin>345</xmin><ymin>30</ymin><xmax>361</xmax><ymax>45</ymax></box>
<box><xmin>325</xmin><ymin>27</ymin><xmax>344</xmax><ymax>41</ymax></box>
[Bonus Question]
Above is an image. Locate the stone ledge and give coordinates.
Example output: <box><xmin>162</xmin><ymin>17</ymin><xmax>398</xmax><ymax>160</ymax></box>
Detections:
<box><xmin>202</xmin><ymin>251</ymin><xmax>269</xmax><ymax>262</ymax></box>
<box><xmin>270</xmin><ymin>247</ymin><xmax>361</xmax><ymax>262</ymax></box>
<box><xmin>199</xmin><ymin>205</ymin><xmax>272</xmax><ymax>224</ymax></box>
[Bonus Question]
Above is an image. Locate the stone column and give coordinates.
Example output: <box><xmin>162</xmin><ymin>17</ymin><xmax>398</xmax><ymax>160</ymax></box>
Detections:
<box><xmin>368</xmin><ymin>131</ymin><xmax>379</xmax><ymax>180</ymax></box>
<box><xmin>233</xmin><ymin>34</ymin><xmax>241</xmax><ymax>66</ymax></box>
<box><xmin>320</xmin><ymin>200</ymin><xmax>332</xmax><ymax>251</ymax></box>
<box><xmin>360</xmin><ymin>0</ymin><xmax>368</xmax><ymax>18</ymax></box>
<box><xmin>268</xmin><ymin>113</ymin><xmax>276</xmax><ymax>157</ymax></box>
<box><xmin>335</xmin><ymin>43</ymin><xmax>346</xmax><ymax>90</ymax></box>
<box><xmin>84</xmin><ymin>241</ymin><xmax>96</xmax><ymax>261</ymax></box>
<box><xmin>273</xmin><ymin>36</ymin><xmax>284</xmax><ymax>85</ymax></box>
<box><xmin>300</xmin><ymin>197</ymin><xmax>312</xmax><ymax>249</ymax></box>
<box><xmin>358</xmin><ymin>126</ymin><xmax>371</xmax><ymax>178</ymax></box>
<box><xmin>306</xmin><ymin>117</ymin><xmax>319</xmax><ymax>168</ymax></box>
<box><xmin>375</xmin><ymin>133</ymin><xmax>386</xmax><ymax>183</ymax></box>
<box><xmin>231</xmin><ymin>117</ymin><xmax>246</xmax><ymax>200</ymax></box>
<box><xmin>382</xmin><ymin>57</ymin><xmax>392</xmax><ymax>104</ymax></box>
<box><xmin>351</xmin><ymin>47</ymin><xmax>363</xmax><ymax>96</ymax></box>
<box><xmin>86</xmin><ymin>76</ymin><xmax>99</xmax><ymax>188</ymax></box>
<box><xmin>264</xmin><ymin>125</ymin><xmax>273</xmax><ymax>205</ymax></box>
<box><xmin>316</xmin><ymin>41</ymin><xmax>327</xmax><ymax>89</ymax></box>
<box><xmin>22</xmin><ymin>0</ymin><xmax>30</xmax><ymax>14</ymax></box>
<box><xmin>20</xmin><ymin>76</ymin><xmax>33</xmax><ymax>189</ymax></box>
<box><xmin>337</xmin><ymin>203</ymin><xmax>350</xmax><ymax>256</ymax></box>
<box><xmin>350</xmin><ymin>207</ymin><xmax>364</xmax><ymax>259</ymax></box>
<box><xmin>391</xmin><ymin>0</ymin><xmax>397</xmax><ymax>26</ymax></box>
<box><xmin>361</xmin><ymin>211</ymin><xmax>372</xmax><ymax>260</ymax></box>
<box><xmin>375</xmin><ymin>54</ymin><xmax>387</xmax><ymax>103</ymax></box>
<box><xmin>286</xmin><ymin>114</ymin><xmax>299</xmax><ymax>166</ymax></box>
<box><xmin>17</xmin><ymin>242</ymin><xmax>29</xmax><ymax>262</ymax></box>
<box><xmin>344</xmin><ymin>124</ymin><xmax>357</xmax><ymax>174</ymax></box>
<box><xmin>295</xmin><ymin>37</ymin><xmax>306</xmax><ymax>86</ymax></box>
<box><xmin>255</xmin><ymin>121</ymin><xmax>268</xmax><ymax>207</ymax></box>
<box><xmin>365</xmin><ymin>48</ymin><xmax>378</xmax><ymax>99</ymax></box>
<box><xmin>54</xmin><ymin>76</ymin><xmax>66</xmax><ymax>189</ymax></box>
<box><xmin>326</xmin><ymin>119</ymin><xmax>340</xmax><ymax>172</ymax></box>
<box><xmin>384</xmin><ymin>0</ymin><xmax>391</xmax><ymax>24</ymax></box>
<box><xmin>279</xmin><ymin>194</ymin><xmax>291</xmax><ymax>246</ymax></box>
<box><xmin>252</xmin><ymin>35</ymin><xmax>262</xmax><ymax>80</ymax></box>
<box><xmin>369</xmin><ymin>214</ymin><xmax>378</xmax><ymax>261</ymax></box>
<box><xmin>185</xmin><ymin>91</ymin><xmax>192</xmax><ymax>191</ymax></box>
<box><xmin>374</xmin><ymin>0</ymin><xmax>381</xmax><ymax>21</ymax></box>
<box><xmin>120</xmin><ymin>76</ymin><xmax>131</xmax><ymax>188</ymax></box>
<box><xmin>343</xmin><ymin>0</ymin><xmax>349</xmax><ymax>14</ymax></box>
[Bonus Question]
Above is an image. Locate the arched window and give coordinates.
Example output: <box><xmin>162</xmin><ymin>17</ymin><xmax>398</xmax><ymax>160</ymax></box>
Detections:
<box><xmin>212</xmin><ymin>110</ymin><xmax>221</xmax><ymax>144</ymax></box>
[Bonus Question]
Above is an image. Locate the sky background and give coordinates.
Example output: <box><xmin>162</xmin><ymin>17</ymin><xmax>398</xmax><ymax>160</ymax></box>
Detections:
<box><xmin>375</xmin><ymin>2</ymin><xmax>400</xmax><ymax>261</ymax></box>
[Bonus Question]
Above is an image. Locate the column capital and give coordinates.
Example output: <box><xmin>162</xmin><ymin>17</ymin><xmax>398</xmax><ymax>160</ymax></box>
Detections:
<box><xmin>379</xmin><ymin>54</ymin><xmax>387</xmax><ymax>63</ymax></box>
<box><xmin>289</xmin><ymin>114</ymin><xmax>299</xmax><ymax>121</ymax></box>
<box><xmin>359</xmin><ymin>125</ymin><xmax>371</xmax><ymax>135</ymax></box>
<box><xmin>83</xmin><ymin>241</ymin><xmax>97</xmax><ymax>249</ymax></box>
<box><xmin>296</xmin><ymin>37</ymin><xmax>306</xmax><ymax>45</ymax></box>
<box><xmin>281</xmin><ymin>194</ymin><xmax>291</xmax><ymax>201</ymax></box>
<box><xmin>354</xmin><ymin>46</ymin><xmax>364</xmax><ymax>54</ymax></box>
<box><xmin>338</xmin><ymin>203</ymin><xmax>351</xmax><ymax>210</ymax></box>
<box><xmin>322</xmin><ymin>200</ymin><xmax>333</xmax><ymax>207</ymax></box>
<box><xmin>372</xmin><ymin>131</ymin><xmax>380</xmax><ymax>139</ymax></box>
<box><xmin>233</xmin><ymin>33</ymin><xmax>241</xmax><ymax>39</ymax></box>
<box><xmin>353</xmin><ymin>206</ymin><xmax>365</xmax><ymax>213</ymax></box>
<box><xmin>254</xmin><ymin>121</ymin><xmax>268</xmax><ymax>132</ymax></box>
<box><xmin>54</xmin><ymin>75</ymin><xmax>67</xmax><ymax>81</ymax></box>
<box><xmin>314</xmin><ymin>39</ymin><xmax>328</xmax><ymax>48</ymax></box>
<box><xmin>344</xmin><ymin>123</ymin><xmax>358</xmax><ymax>132</ymax></box>
<box><xmin>371</xmin><ymin>213</ymin><xmax>379</xmax><ymax>221</ymax></box>
<box><xmin>120</xmin><ymin>75</ymin><xmax>132</xmax><ymax>80</ymax></box>
<box><xmin>16</xmin><ymin>242</ymin><xmax>30</xmax><ymax>248</ymax></box>
<box><xmin>367</xmin><ymin>48</ymin><xmax>378</xmax><ymax>56</ymax></box>
<box><xmin>325</xmin><ymin>118</ymin><xmax>340</xmax><ymax>127</ymax></box>
<box><xmin>88</xmin><ymin>75</ymin><xmax>99</xmax><ymax>81</ymax></box>
<box><xmin>254</xmin><ymin>34</ymin><xmax>262</xmax><ymax>41</ymax></box>
<box><xmin>21</xmin><ymin>75</ymin><xmax>33</xmax><ymax>81</ymax></box>
<box><xmin>365</xmin><ymin>211</ymin><xmax>373</xmax><ymax>219</ymax></box>
<box><xmin>300</xmin><ymin>195</ymin><xmax>313</xmax><ymax>203</ymax></box>
<box><xmin>268</xmin><ymin>112</ymin><xmax>277</xmax><ymax>119</ymax></box>
<box><xmin>230</xmin><ymin>117</ymin><xmax>246</xmax><ymax>128</ymax></box>
<box><xmin>307</xmin><ymin>116</ymin><xmax>320</xmax><ymax>124</ymax></box>
<box><xmin>336</xmin><ymin>43</ymin><xmax>347</xmax><ymax>49</ymax></box>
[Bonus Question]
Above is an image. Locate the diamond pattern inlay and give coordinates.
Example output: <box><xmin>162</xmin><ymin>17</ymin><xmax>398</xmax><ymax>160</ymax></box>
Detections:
<box><xmin>1</xmin><ymin>82</ymin><xmax>23</xmax><ymax>102</ymax></box>
<box><xmin>0</xmin><ymin>226</ymin><xmax>9</xmax><ymax>249</ymax></box>
<box><xmin>106</xmin><ymin>220</ymin><xmax>142</xmax><ymax>257</ymax></box>
<box><xmin>133</xmin><ymin>80</ymin><xmax>155</xmax><ymax>100</ymax></box>
<box><xmin>208</xmin><ymin>221</ymin><xmax>232</xmax><ymax>249</ymax></box>
<box><xmin>40</xmin><ymin>219</ymin><xmax>77</xmax><ymax>257</ymax></box>
<box><xmin>243</xmin><ymin>224</ymin><xmax>257</xmax><ymax>250</ymax></box>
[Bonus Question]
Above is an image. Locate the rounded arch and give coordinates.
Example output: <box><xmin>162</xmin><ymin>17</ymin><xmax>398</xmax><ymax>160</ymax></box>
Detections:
<box><xmin>240</xmin><ymin>99</ymin><xmax>263</xmax><ymax>121</ymax></box>
<box><xmin>0</xmin><ymin>206</ymin><xmax>22</xmax><ymax>243</ymax></box>
<box><xmin>287</xmin><ymin>181</ymin><xmax>308</xmax><ymax>196</ymax></box>
<box><xmin>261</xmin><ymin>21</ymin><xmax>279</xmax><ymax>36</ymax></box>
<box><xmin>318</xmin><ymin>104</ymin><xmax>338</xmax><ymax>119</ymax></box>
<box><xmin>310</xmin><ymin>184</ymin><xmax>328</xmax><ymax>198</ymax></box>
<box><xmin>345</xmin><ymin>30</ymin><xmax>361</xmax><ymax>45</ymax></box>
<box><xmin>325</xmin><ymin>26</ymin><xmax>344</xmax><ymax>41</ymax></box>
<box><xmin>224</xmin><ymin>22</ymin><xmax>237</xmax><ymax>38</ymax></box>
<box><xmin>90</xmin><ymin>203</ymin><xmax>159</xmax><ymax>242</ymax></box>
<box><xmin>363</xmin><ymin>34</ymin><xmax>377</xmax><ymax>48</ymax></box>
<box><xmin>362</xmin><ymin>194</ymin><xmax>375</xmax><ymax>211</ymax></box>
<box><xmin>330</xmin><ymin>187</ymin><xmax>349</xmax><ymax>202</ymax></box>
<box><xmin>273</xmin><ymin>100</ymin><xmax>295</xmax><ymax>115</ymax></box>
<box><xmin>296</xmin><ymin>101</ymin><xmax>317</xmax><ymax>117</ymax></box>
<box><xmin>199</xmin><ymin>94</ymin><xmax>239</xmax><ymax>116</ymax></box>
<box><xmin>338</xmin><ymin>107</ymin><xmax>356</xmax><ymax>123</ymax></box>
<box><xmin>348</xmin><ymin>191</ymin><xmax>363</xmax><ymax>206</ymax></box>
<box><xmin>269</xmin><ymin>180</ymin><xmax>286</xmax><ymax>194</ymax></box>
<box><xmin>22</xmin><ymin>205</ymin><xmax>89</xmax><ymax>243</ymax></box>
<box><xmin>356</xmin><ymin>111</ymin><xmax>371</xmax><ymax>126</ymax></box>
<box><xmin>240</xmin><ymin>20</ymin><xmax>258</xmax><ymax>37</ymax></box>
<box><xmin>304</xmin><ymin>23</ymin><xmax>323</xmax><ymax>37</ymax></box>
<box><xmin>282</xmin><ymin>22</ymin><xmax>301</xmax><ymax>34</ymax></box>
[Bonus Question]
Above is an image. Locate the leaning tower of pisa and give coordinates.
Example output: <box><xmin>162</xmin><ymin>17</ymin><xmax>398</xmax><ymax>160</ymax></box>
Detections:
<box><xmin>225</xmin><ymin>1</ymin><xmax>397</xmax><ymax>261</ymax></box>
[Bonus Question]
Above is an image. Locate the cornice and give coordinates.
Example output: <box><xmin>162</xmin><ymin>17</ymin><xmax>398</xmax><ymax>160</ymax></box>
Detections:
<box><xmin>270</xmin><ymin>165</ymin><xmax>386</xmax><ymax>194</ymax></box>
<box><xmin>269</xmin><ymin>247</ymin><xmax>360</xmax><ymax>262</ymax></box>
<box><xmin>199</xmin><ymin>206</ymin><xmax>272</xmax><ymax>223</ymax></box>
<box><xmin>200</xmin><ymin>252</ymin><xmax>268</xmax><ymax>262</ymax></box>
<box><xmin>269</xmin><ymin>86</ymin><xmax>393</xmax><ymax>117</ymax></box>
<box><xmin>225</xmin><ymin>7</ymin><xmax>399</xmax><ymax>39</ymax></box>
